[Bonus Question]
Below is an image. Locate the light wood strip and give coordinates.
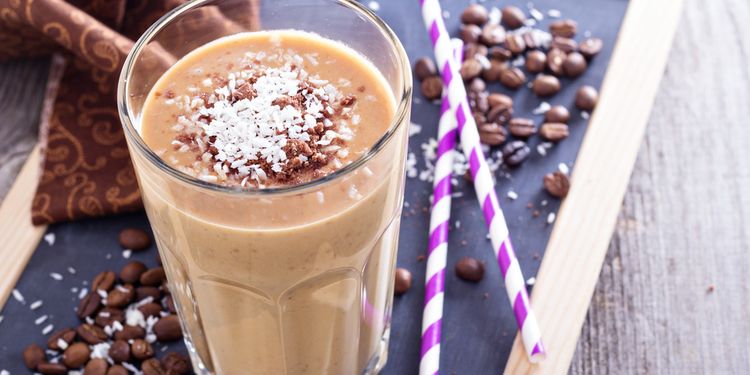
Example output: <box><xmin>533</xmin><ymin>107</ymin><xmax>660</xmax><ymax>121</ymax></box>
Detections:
<box><xmin>504</xmin><ymin>0</ymin><xmax>685</xmax><ymax>373</ymax></box>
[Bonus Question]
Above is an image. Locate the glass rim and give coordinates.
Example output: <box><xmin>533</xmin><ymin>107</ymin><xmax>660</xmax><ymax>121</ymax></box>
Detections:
<box><xmin>117</xmin><ymin>0</ymin><xmax>412</xmax><ymax>196</ymax></box>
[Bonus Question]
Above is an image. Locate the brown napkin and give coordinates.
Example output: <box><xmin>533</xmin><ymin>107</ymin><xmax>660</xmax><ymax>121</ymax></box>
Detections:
<box><xmin>0</xmin><ymin>0</ymin><xmax>259</xmax><ymax>224</ymax></box>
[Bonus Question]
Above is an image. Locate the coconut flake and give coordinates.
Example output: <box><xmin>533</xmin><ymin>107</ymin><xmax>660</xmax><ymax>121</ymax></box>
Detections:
<box><xmin>43</xmin><ymin>233</ymin><xmax>55</xmax><ymax>246</ymax></box>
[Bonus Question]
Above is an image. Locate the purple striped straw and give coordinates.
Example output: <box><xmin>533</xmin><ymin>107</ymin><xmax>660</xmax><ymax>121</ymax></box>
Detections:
<box><xmin>419</xmin><ymin>38</ymin><xmax>463</xmax><ymax>375</ymax></box>
<box><xmin>419</xmin><ymin>0</ymin><xmax>545</xmax><ymax>363</ymax></box>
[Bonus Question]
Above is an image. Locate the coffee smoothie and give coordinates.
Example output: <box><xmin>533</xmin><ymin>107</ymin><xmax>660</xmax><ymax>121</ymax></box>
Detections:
<box><xmin>132</xmin><ymin>29</ymin><xmax>409</xmax><ymax>374</ymax></box>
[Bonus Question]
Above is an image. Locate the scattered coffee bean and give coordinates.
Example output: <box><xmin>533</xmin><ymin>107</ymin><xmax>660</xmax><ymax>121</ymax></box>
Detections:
<box><xmin>460</xmin><ymin>24</ymin><xmax>482</xmax><ymax>44</ymax></box>
<box><xmin>166</xmin><ymin>295</ymin><xmax>177</xmax><ymax>314</ymax></box>
<box><xmin>546</xmin><ymin>48</ymin><xmax>566</xmax><ymax>76</ymax></box>
<box><xmin>114</xmin><ymin>325</ymin><xmax>146</xmax><ymax>341</ymax></box>
<box><xmin>77</xmin><ymin>291</ymin><xmax>102</xmax><ymax>319</ymax></box>
<box><xmin>473</xmin><ymin>111</ymin><xmax>487</xmax><ymax>126</ymax></box>
<box><xmin>486</xmin><ymin>102</ymin><xmax>513</xmax><ymax>125</ymax></box>
<box><xmin>532</xmin><ymin>74</ymin><xmax>561</xmax><ymax>97</ymax></box>
<box><xmin>482</xmin><ymin>59</ymin><xmax>506</xmax><ymax>82</ymax></box>
<box><xmin>505</xmin><ymin>34</ymin><xmax>526</xmax><ymax>55</ymax></box>
<box><xmin>501</xmin><ymin>6</ymin><xmax>526</xmax><ymax>29</ymax></box>
<box><xmin>77</xmin><ymin>323</ymin><xmax>108</xmax><ymax>345</ymax></box>
<box><xmin>539</xmin><ymin>123</ymin><xmax>570</xmax><ymax>142</ymax></box>
<box><xmin>460</xmin><ymin>59</ymin><xmax>483</xmax><ymax>81</ymax></box>
<box><xmin>95</xmin><ymin>307</ymin><xmax>125</xmax><ymax>327</ymax></box>
<box><xmin>23</xmin><ymin>344</ymin><xmax>44</xmax><ymax>370</ymax></box>
<box><xmin>120</xmin><ymin>261</ymin><xmax>147</xmax><ymax>284</ymax></box>
<box><xmin>63</xmin><ymin>342</ymin><xmax>91</xmax><ymax>368</ymax></box>
<box><xmin>481</xmin><ymin>24</ymin><xmax>506</xmax><ymax>45</ymax></box>
<box><xmin>154</xmin><ymin>315</ymin><xmax>183</xmax><ymax>341</ymax></box>
<box><xmin>468</xmin><ymin>77</ymin><xmax>486</xmax><ymax>93</ymax></box>
<box><xmin>37</xmin><ymin>363</ymin><xmax>67</xmax><ymax>375</ymax></box>
<box><xmin>84</xmin><ymin>358</ymin><xmax>109</xmax><ymax>375</ymax></box>
<box><xmin>470</xmin><ymin>92</ymin><xmax>490</xmax><ymax>113</ymax></box>
<box><xmin>551</xmin><ymin>36</ymin><xmax>578</xmax><ymax>53</ymax></box>
<box><xmin>142</xmin><ymin>358</ymin><xmax>165</xmax><ymax>375</ymax></box>
<box><xmin>92</xmin><ymin>271</ymin><xmax>117</xmax><ymax>292</ymax></box>
<box><xmin>563</xmin><ymin>51</ymin><xmax>587</xmax><ymax>77</ymax></box>
<box><xmin>522</xmin><ymin>31</ymin><xmax>538</xmax><ymax>49</ymax></box>
<box><xmin>464</xmin><ymin>43</ymin><xmax>488</xmax><ymax>59</ymax></box>
<box><xmin>140</xmin><ymin>267</ymin><xmax>166</xmax><ymax>286</ymax></box>
<box><xmin>108</xmin><ymin>364</ymin><xmax>129</xmax><ymax>375</ymax></box>
<box><xmin>420</xmin><ymin>76</ymin><xmax>443</xmax><ymax>100</ymax></box>
<box><xmin>544</xmin><ymin>171</ymin><xmax>571</xmax><ymax>198</ymax></box>
<box><xmin>487</xmin><ymin>93</ymin><xmax>513</xmax><ymax>109</ymax></box>
<box><xmin>499</xmin><ymin>67</ymin><xmax>526</xmax><ymax>89</ymax></box>
<box><xmin>478</xmin><ymin>122</ymin><xmax>508</xmax><ymax>145</ymax></box>
<box><xmin>162</xmin><ymin>352</ymin><xmax>191</xmax><ymax>375</ymax></box>
<box><xmin>525</xmin><ymin>50</ymin><xmax>546</xmax><ymax>73</ymax></box>
<box><xmin>394</xmin><ymin>268</ymin><xmax>412</xmax><ymax>296</ymax></box>
<box><xmin>545</xmin><ymin>105</ymin><xmax>570</xmax><ymax>123</ymax></box>
<box><xmin>502</xmin><ymin>141</ymin><xmax>531</xmax><ymax>167</ymax></box>
<box><xmin>138</xmin><ymin>302</ymin><xmax>163</xmax><ymax>318</ymax></box>
<box><xmin>461</xmin><ymin>4</ymin><xmax>489</xmax><ymax>25</ymax></box>
<box><xmin>579</xmin><ymin>37</ymin><xmax>603</xmax><ymax>59</ymax></box>
<box><xmin>108</xmin><ymin>340</ymin><xmax>131</xmax><ymax>363</ymax></box>
<box><xmin>455</xmin><ymin>257</ymin><xmax>485</xmax><ymax>282</ymax></box>
<box><xmin>575</xmin><ymin>85</ymin><xmax>598</xmax><ymax>110</ymax></box>
<box><xmin>488</xmin><ymin>46</ymin><xmax>512</xmax><ymax>61</ymax></box>
<box><xmin>414</xmin><ymin>57</ymin><xmax>438</xmax><ymax>81</ymax></box>
<box><xmin>549</xmin><ymin>19</ymin><xmax>577</xmax><ymax>37</ymax></box>
<box><xmin>107</xmin><ymin>284</ymin><xmax>135</xmax><ymax>308</ymax></box>
<box><xmin>47</xmin><ymin>327</ymin><xmax>76</xmax><ymax>351</ymax></box>
<box><xmin>136</xmin><ymin>286</ymin><xmax>161</xmax><ymax>301</ymax></box>
<box><xmin>118</xmin><ymin>228</ymin><xmax>151</xmax><ymax>251</ymax></box>
<box><xmin>508</xmin><ymin>118</ymin><xmax>537</xmax><ymax>138</ymax></box>
<box><xmin>132</xmin><ymin>338</ymin><xmax>155</xmax><ymax>360</ymax></box>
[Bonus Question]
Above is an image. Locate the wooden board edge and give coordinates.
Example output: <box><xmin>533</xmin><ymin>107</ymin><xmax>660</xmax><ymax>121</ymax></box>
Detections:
<box><xmin>0</xmin><ymin>145</ymin><xmax>47</xmax><ymax>309</ymax></box>
<box><xmin>504</xmin><ymin>0</ymin><xmax>686</xmax><ymax>373</ymax></box>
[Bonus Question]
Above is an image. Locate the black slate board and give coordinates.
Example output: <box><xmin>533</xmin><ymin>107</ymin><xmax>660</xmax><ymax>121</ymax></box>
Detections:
<box><xmin>0</xmin><ymin>0</ymin><xmax>627</xmax><ymax>373</ymax></box>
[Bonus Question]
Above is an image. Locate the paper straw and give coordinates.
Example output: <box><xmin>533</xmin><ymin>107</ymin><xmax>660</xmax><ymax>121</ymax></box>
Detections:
<box><xmin>419</xmin><ymin>0</ymin><xmax>545</xmax><ymax>362</ymax></box>
<box><xmin>419</xmin><ymin>38</ymin><xmax>464</xmax><ymax>375</ymax></box>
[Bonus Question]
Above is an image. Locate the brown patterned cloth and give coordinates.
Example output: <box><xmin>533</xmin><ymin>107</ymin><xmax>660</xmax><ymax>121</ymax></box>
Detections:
<box><xmin>0</xmin><ymin>0</ymin><xmax>260</xmax><ymax>224</ymax></box>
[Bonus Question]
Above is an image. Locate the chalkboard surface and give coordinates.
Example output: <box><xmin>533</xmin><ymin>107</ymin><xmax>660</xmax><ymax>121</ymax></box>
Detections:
<box><xmin>0</xmin><ymin>0</ymin><xmax>627</xmax><ymax>373</ymax></box>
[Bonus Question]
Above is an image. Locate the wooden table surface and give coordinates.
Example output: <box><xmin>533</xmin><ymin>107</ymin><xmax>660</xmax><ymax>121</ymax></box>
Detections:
<box><xmin>1</xmin><ymin>0</ymin><xmax>748</xmax><ymax>373</ymax></box>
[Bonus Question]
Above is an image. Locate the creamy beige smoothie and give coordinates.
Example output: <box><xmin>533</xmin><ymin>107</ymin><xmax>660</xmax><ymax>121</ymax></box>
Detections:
<box><xmin>131</xmin><ymin>30</ymin><xmax>409</xmax><ymax>374</ymax></box>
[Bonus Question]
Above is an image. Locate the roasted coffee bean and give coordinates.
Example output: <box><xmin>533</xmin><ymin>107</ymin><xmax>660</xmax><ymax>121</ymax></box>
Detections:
<box><xmin>138</xmin><ymin>302</ymin><xmax>163</xmax><ymax>319</ymax></box>
<box><xmin>525</xmin><ymin>50</ymin><xmax>546</xmax><ymax>73</ymax></box>
<box><xmin>108</xmin><ymin>340</ymin><xmax>131</xmax><ymax>363</ymax></box>
<box><xmin>505</xmin><ymin>33</ymin><xmax>526</xmax><ymax>55</ymax></box>
<box><xmin>455</xmin><ymin>257</ymin><xmax>485</xmax><ymax>282</ymax></box>
<box><xmin>107</xmin><ymin>365</ymin><xmax>129</xmax><ymax>375</ymax></box>
<box><xmin>131</xmin><ymin>338</ymin><xmax>155</xmax><ymax>360</ymax></box>
<box><xmin>460</xmin><ymin>59</ymin><xmax>483</xmax><ymax>81</ymax></box>
<box><xmin>502</xmin><ymin>141</ymin><xmax>531</xmax><ymax>167</ymax></box>
<box><xmin>482</xmin><ymin>59</ymin><xmax>506</xmax><ymax>82</ymax></box>
<box><xmin>508</xmin><ymin>118</ymin><xmax>537</xmax><ymax>138</ymax></box>
<box><xmin>394</xmin><ymin>268</ymin><xmax>412</xmax><ymax>296</ymax></box>
<box><xmin>471</xmin><ymin>92</ymin><xmax>490</xmax><ymax>113</ymax></box>
<box><xmin>154</xmin><ymin>315</ymin><xmax>183</xmax><ymax>341</ymax></box>
<box><xmin>478</xmin><ymin>123</ymin><xmax>508</xmax><ymax>146</ymax></box>
<box><xmin>95</xmin><ymin>307</ymin><xmax>125</xmax><ymax>327</ymax></box>
<box><xmin>142</xmin><ymin>358</ymin><xmax>165</xmax><ymax>375</ymax></box>
<box><xmin>166</xmin><ymin>295</ymin><xmax>177</xmax><ymax>314</ymax></box>
<box><xmin>140</xmin><ymin>267</ymin><xmax>166</xmax><ymax>286</ymax></box>
<box><xmin>532</xmin><ymin>74</ymin><xmax>561</xmax><ymax>97</ymax></box>
<box><xmin>551</xmin><ymin>36</ymin><xmax>578</xmax><ymax>53</ymax></box>
<box><xmin>77</xmin><ymin>323</ymin><xmax>108</xmax><ymax>345</ymax></box>
<box><xmin>136</xmin><ymin>286</ymin><xmax>161</xmax><ymax>302</ymax></box>
<box><xmin>119</xmin><ymin>228</ymin><xmax>151</xmax><ymax>251</ymax></box>
<box><xmin>92</xmin><ymin>271</ymin><xmax>116</xmax><ymax>292</ymax></box>
<box><xmin>522</xmin><ymin>31</ymin><xmax>538</xmax><ymax>49</ymax></box>
<box><xmin>546</xmin><ymin>48</ymin><xmax>567</xmax><ymax>76</ymax></box>
<box><xmin>63</xmin><ymin>342</ymin><xmax>91</xmax><ymax>368</ymax></box>
<box><xmin>114</xmin><ymin>324</ymin><xmax>146</xmax><ymax>341</ymax></box>
<box><xmin>545</xmin><ymin>105</ymin><xmax>570</xmax><ymax>123</ymax></box>
<box><xmin>414</xmin><ymin>57</ymin><xmax>438</xmax><ymax>81</ymax></box>
<box><xmin>539</xmin><ymin>123</ymin><xmax>570</xmax><ymax>142</ymax></box>
<box><xmin>487</xmin><ymin>104</ymin><xmax>513</xmax><ymax>125</ymax></box>
<box><xmin>23</xmin><ymin>344</ymin><xmax>45</xmax><ymax>370</ymax></box>
<box><xmin>120</xmin><ymin>261</ymin><xmax>147</xmax><ymax>284</ymax></box>
<box><xmin>161</xmin><ymin>280</ymin><xmax>171</xmax><ymax>295</ymax></box>
<box><xmin>37</xmin><ymin>363</ymin><xmax>68</xmax><ymax>375</ymax></box>
<box><xmin>544</xmin><ymin>171</ymin><xmax>571</xmax><ymax>198</ymax></box>
<box><xmin>488</xmin><ymin>46</ymin><xmax>512</xmax><ymax>61</ymax></box>
<box><xmin>468</xmin><ymin>77</ymin><xmax>486</xmax><ymax>93</ymax></box>
<box><xmin>84</xmin><ymin>358</ymin><xmax>109</xmax><ymax>375</ymax></box>
<box><xmin>564</xmin><ymin>52</ymin><xmax>587</xmax><ymax>77</ymax></box>
<box><xmin>480</xmin><ymin>24</ymin><xmax>505</xmax><ymax>45</ymax></box>
<box><xmin>461</xmin><ymin>4</ymin><xmax>489</xmax><ymax>25</ymax></box>
<box><xmin>464</xmin><ymin>43</ymin><xmax>488</xmax><ymax>60</ymax></box>
<box><xmin>499</xmin><ymin>67</ymin><xmax>525</xmax><ymax>89</ymax></box>
<box><xmin>420</xmin><ymin>76</ymin><xmax>443</xmax><ymax>100</ymax></box>
<box><xmin>107</xmin><ymin>284</ymin><xmax>135</xmax><ymax>308</ymax></box>
<box><xmin>47</xmin><ymin>327</ymin><xmax>76</xmax><ymax>351</ymax></box>
<box><xmin>579</xmin><ymin>37</ymin><xmax>603</xmax><ymax>59</ymax></box>
<box><xmin>549</xmin><ymin>19</ymin><xmax>577</xmax><ymax>37</ymax></box>
<box><xmin>162</xmin><ymin>352</ymin><xmax>191</xmax><ymax>375</ymax></box>
<box><xmin>473</xmin><ymin>111</ymin><xmax>487</xmax><ymax>126</ymax></box>
<box><xmin>460</xmin><ymin>24</ymin><xmax>482</xmax><ymax>44</ymax></box>
<box><xmin>575</xmin><ymin>85</ymin><xmax>599</xmax><ymax>110</ymax></box>
<box><xmin>501</xmin><ymin>6</ymin><xmax>526</xmax><ymax>29</ymax></box>
<box><xmin>77</xmin><ymin>291</ymin><xmax>102</xmax><ymax>319</ymax></box>
<box><xmin>487</xmin><ymin>93</ymin><xmax>513</xmax><ymax>110</ymax></box>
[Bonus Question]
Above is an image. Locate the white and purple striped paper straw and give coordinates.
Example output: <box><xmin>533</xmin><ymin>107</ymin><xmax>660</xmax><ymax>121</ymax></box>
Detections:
<box><xmin>419</xmin><ymin>0</ymin><xmax>545</xmax><ymax>362</ymax></box>
<box><xmin>420</xmin><ymin>39</ymin><xmax>463</xmax><ymax>375</ymax></box>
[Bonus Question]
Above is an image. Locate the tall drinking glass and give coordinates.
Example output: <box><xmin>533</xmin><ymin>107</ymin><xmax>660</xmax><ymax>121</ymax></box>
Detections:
<box><xmin>117</xmin><ymin>1</ymin><xmax>411</xmax><ymax>373</ymax></box>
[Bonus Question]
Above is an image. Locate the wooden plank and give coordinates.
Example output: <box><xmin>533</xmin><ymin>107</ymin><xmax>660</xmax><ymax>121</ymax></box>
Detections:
<box><xmin>504</xmin><ymin>0</ymin><xmax>685</xmax><ymax>373</ymax></box>
<box><xmin>570</xmin><ymin>0</ymin><xmax>750</xmax><ymax>373</ymax></box>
